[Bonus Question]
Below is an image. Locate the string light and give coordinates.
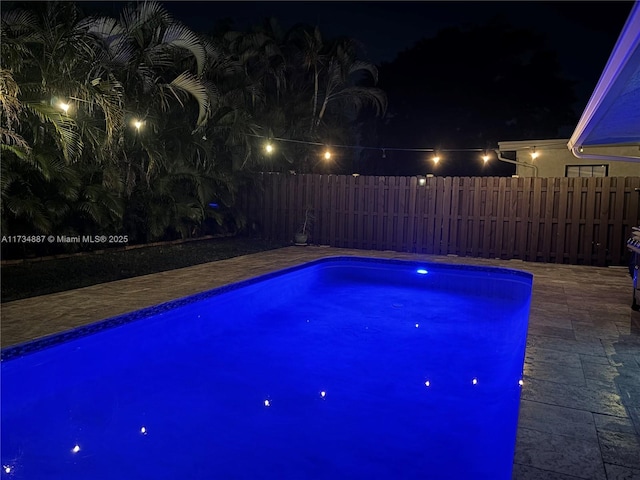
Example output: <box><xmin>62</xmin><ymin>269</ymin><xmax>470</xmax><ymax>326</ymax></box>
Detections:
<box><xmin>246</xmin><ymin>134</ymin><xmax>546</xmax><ymax>166</ymax></box>
<box><xmin>249</xmin><ymin>133</ymin><xmax>480</xmax><ymax>154</ymax></box>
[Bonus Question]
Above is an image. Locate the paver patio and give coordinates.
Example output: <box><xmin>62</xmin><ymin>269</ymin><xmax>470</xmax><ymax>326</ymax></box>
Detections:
<box><xmin>2</xmin><ymin>246</ymin><xmax>639</xmax><ymax>479</ymax></box>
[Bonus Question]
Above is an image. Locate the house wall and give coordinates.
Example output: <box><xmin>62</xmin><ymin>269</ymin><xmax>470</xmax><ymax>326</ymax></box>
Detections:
<box><xmin>513</xmin><ymin>144</ymin><xmax>640</xmax><ymax>177</ymax></box>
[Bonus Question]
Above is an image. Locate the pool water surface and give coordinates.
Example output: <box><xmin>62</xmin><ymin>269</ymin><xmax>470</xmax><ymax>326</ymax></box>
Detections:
<box><xmin>1</xmin><ymin>257</ymin><xmax>532</xmax><ymax>479</ymax></box>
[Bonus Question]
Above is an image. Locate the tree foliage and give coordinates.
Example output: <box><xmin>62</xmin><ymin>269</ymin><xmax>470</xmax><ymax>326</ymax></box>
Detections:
<box><xmin>1</xmin><ymin>1</ymin><xmax>384</xmax><ymax>256</ymax></box>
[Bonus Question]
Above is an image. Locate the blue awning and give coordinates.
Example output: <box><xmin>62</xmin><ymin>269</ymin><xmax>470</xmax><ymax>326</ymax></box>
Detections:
<box><xmin>568</xmin><ymin>1</ymin><xmax>640</xmax><ymax>162</ymax></box>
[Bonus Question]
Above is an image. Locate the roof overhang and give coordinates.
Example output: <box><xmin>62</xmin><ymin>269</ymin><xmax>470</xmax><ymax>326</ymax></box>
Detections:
<box><xmin>568</xmin><ymin>1</ymin><xmax>640</xmax><ymax>162</ymax></box>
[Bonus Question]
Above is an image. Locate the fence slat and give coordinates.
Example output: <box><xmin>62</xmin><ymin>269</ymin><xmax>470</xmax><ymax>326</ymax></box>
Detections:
<box><xmin>531</xmin><ymin>178</ymin><xmax>542</xmax><ymax>261</ymax></box>
<box><xmin>597</xmin><ymin>178</ymin><xmax>611</xmax><ymax>266</ymax></box>
<box><xmin>583</xmin><ymin>178</ymin><xmax>597</xmax><ymax>264</ymax></box>
<box><xmin>494</xmin><ymin>177</ymin><xmax>506</xmax><ymax>259</ymax></box>
<box><xmin>441</xmin><ymin>177</ymin><xmax>453</xmax><ymax>255</ymax></box>
<box><xmin>555</xmin><ymin>178</ymin><xmax>569</xmax><ymax>263</ymax></box>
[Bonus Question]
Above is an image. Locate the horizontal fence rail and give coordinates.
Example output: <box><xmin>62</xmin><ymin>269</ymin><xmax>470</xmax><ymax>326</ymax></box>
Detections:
<box><xmin>240</xmin><ymin>174</ymin><xmax>640</xmax><ymax>266</ymax></box>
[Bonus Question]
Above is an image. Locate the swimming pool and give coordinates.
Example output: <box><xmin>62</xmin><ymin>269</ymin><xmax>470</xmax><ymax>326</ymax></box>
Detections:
<box><xmin>1</xmin><ymin>256</ymin><xmax>533</xmax><ymax>479</ymax></box>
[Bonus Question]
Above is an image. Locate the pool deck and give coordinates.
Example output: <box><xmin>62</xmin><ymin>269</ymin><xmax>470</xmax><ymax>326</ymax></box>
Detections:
<box><xmin>2</xmin><ymin>246</ymin><xmax>639</xmax><ymax>479</ymax></box>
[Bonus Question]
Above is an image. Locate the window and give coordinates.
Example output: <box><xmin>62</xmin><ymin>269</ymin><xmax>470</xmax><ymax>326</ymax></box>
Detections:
<box><xmin>502</xmin><ymin>151</ymin><xmax>517</xmax><ymax>161</ymax></box>
<box><xmin>565</xmin><ymin>164</ymin><xmax>608</xmax><ymax>177</ymax></box>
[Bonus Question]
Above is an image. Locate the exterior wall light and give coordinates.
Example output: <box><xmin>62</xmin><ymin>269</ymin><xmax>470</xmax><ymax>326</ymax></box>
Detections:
<box><xmin>531</xmin><ymin>147</ymin><xmax>539</xmax><ymax>160</ymax></box>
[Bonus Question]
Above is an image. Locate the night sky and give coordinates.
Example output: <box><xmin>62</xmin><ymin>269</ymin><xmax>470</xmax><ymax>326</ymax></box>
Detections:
<box><xmin>146</xmin><ymin>1</ymin><xmax>634</xmax><ymax>115</ymax></box>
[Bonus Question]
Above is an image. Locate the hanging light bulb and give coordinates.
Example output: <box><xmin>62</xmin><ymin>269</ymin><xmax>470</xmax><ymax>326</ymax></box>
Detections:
<box><xmin>432</xmin><ymin>153</ymin><xmax>440</xmax><ymax>164</ymax></box>
<box><xmin>482</xmin><ymin>151</ymin><xmax>490</xmax><ymax>163</ymax></box>
<box><xmin>382</xmin><ymin>148</ymin><xmax>387</xmax><ymax>159</ymax></box>
<box><xmin>324</xmin><ymin>149</ymin><xmax>331</xmax><ymax>160</ymax></box>
<box><xmin>265</xmin><ymin>142</ymin><xmax>274</xmax><ymax>154</ymax></box>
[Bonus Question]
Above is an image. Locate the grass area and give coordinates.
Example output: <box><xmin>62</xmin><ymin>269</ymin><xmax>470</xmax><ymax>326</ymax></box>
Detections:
<box><xmin>1</xmin><ymin>236</ymin><xmax>289</xmax><ymax>302</ymax></box>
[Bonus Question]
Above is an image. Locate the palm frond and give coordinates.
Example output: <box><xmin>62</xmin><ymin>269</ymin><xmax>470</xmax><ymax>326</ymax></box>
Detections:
<box><xmin>4</xmin><ymin>195</ymin><xmax>52</xmax><ymax>233</ymax></box>
<box><xmin>24</xmin><ymin>102</ymin><xmax>83</xmax><ymax>162</ymax></box>
<box><xmin>168</xmin><ymin>72</ymin><xmax>210</xmax><ymax>127</ymax></box>
<box><xmin>120</xmin><ymin>1</ymin><xmax>170</xmax><ymax>37</ymax></box>
<box><xmin>0</xmin><ymin>9</ymin><xmax>38</xmax><ymax>34</ymax></box>
<box><xmin>328</xmin><ymin>87</ymin><xmax>388</xmax><ymax>116</ymax></box>
<box><xmin>161</xmin><ymin>23</ymin><xmax>206</xmax><ymax>75</ymax></box>
<box><xmin>349</xmin><ymin>61</ymin><xmax>379</xmax><ymax>84</ymax></box>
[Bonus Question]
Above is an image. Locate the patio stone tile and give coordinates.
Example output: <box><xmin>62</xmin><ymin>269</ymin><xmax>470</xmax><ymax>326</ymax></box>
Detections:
<box><xmin>525</xmin><ymin>346</ymin><xmax>582</xmax><ymax>369</ymax></box>
<box><xmin>598</xmin><ymin>430</ymin><xmax>640</xmax><ymax>470</ymax></box>
<box><xmin>526</xmin><ymin>334</ymin><xmax>607</xmax><ymax>357</ymax></box>
<box><xmin>527</xmin><ymin>324</ymin><xmax>578</xmax><ymax>340</ymax></box>
<box><xmin>581</xmin><ymin>359</ymin><xmax>640</xmax><ymax>387</ymax></box>
<box><xmin>514</xmin><ymin>427</ymin><xmax>605</xmax><ymax>480</ymax></box>
<box><xmin>530</xmin><ymin>301</ymin><xmax>568</xmax><ymax>311</ymax></box>
<box><xmin>517</xmin><ymin>400</ymin><xmax>597</xmax><ymax>439</ymax></box>
<box><xmin>616</xmin><ymin>383</ymin><xmax>640</xmax><ymax>408</ymax></box>
<box><xmin>604</xmin><ymin>463</ymin><xmax>640</xmax><ymax>480</ymax></box>
<box><xmin>603</xmin><ymin>337</ymin><xmax>640</xmax><ymax>357</ymax></box>
<box><xmin>523</xmin><ymin>360</ymin><xmax>586</xmax><ymax>386</ymax></box>
<box><xmin>521</xmin><ymin>376</ymin><xmax>627</xmax><ymax>417</ymax></box>
<box><xmin>627</xmin><ymin>406</ymin><xmax>640</xmax><ymax>436</ymax></box>
<box><xmin>512</xmin><ymin>463</ymin><xmax>587</xmax><ymax>479</ymax></box>
<box><xmin>594</xmin><ymin>413</ymin><xmax>638</xmax><ymax>435</ymax></box>
<box><xmin>572</xmin><ymin>324</ymin><xmax>623</xmax><ymax>341</ymax></box>
<box><xmin>616</xmin><ymin>320</ymin><xmax>640</xmax><ymax>336</ymax></box>
<box><xmin>580</xmin><ymin>354</ymin><xmax>613</xmax><ymax>366</ymax></box>
<box><xmin>527</xmin><ymin>314</ymin><xmax>574</xmax><ymax>330</ymax></box>
<box><xmin>604</xmin><ymin>353</ymin><xmax>640</xmax><ymax>368</ymax></box>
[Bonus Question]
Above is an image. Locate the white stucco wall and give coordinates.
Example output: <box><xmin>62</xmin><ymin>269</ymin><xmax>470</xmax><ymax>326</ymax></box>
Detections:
<box><xmin>498</xmin><ymin>139</ymin><xmax>640</xmax><ymax>177</ymax></box>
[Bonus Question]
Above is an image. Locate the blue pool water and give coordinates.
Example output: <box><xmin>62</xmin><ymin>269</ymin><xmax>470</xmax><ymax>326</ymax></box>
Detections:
<box><xmin>1</xmin><ymin>257</ymin><xmax>532</xmax><ymax>480</ymax></box>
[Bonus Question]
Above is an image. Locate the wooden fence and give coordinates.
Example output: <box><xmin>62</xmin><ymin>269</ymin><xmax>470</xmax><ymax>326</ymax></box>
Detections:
<box><xmin>240</xmin><ymin>174</ymin><xmax>640</xmax><ymax>266</ymax></box>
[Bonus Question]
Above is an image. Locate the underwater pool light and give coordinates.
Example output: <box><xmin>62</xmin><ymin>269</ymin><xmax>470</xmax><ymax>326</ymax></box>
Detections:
<box><xmin>71</xmin><ymin>444</ymin><xmax>81</xmax><ymax>453</ymax></box>
<box><xmin>416</xmin><ymin>269</ymin><xmax>428</xmax><ymax>275</ymax></box>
